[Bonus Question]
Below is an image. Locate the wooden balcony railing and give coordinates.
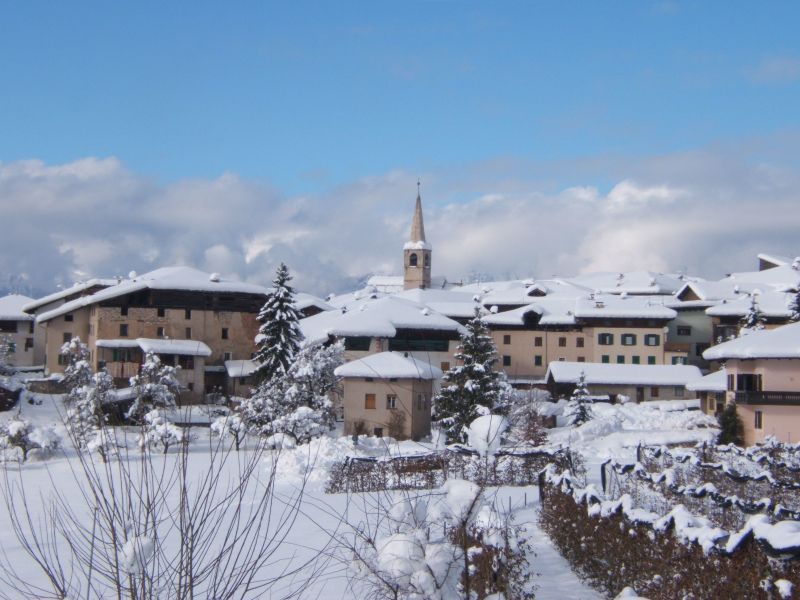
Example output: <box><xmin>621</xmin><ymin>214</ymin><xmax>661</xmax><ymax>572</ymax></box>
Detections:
<box><xmin>735</xmin><ymin>391</ymin><xmax>800</xmax><ymax>406</ymax></box>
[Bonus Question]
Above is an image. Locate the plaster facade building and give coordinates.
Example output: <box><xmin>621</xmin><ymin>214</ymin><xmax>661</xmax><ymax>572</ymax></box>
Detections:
<box><xmin>0</xmin><ymin>294</ymin><xmax>37</xmax><ymax>368</ymax></box>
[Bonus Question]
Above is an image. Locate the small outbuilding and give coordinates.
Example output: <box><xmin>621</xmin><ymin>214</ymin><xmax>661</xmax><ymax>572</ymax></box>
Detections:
<box><xmin>334</xmin><ymin>351</ymin><xmax>442</xmax><ymax>440</ymax></box>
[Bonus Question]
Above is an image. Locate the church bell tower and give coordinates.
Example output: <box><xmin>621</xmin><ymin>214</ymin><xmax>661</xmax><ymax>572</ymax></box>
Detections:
<box><xmin>403</xmin><ymin>182</ymin><xmax>432</xmax><ymax>290</ymax></box>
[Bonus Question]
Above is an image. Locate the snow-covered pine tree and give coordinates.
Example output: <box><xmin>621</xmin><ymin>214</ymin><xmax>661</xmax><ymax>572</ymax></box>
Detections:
<box><xmin>253</xmin><ymin>263</ymin><xmax>303</xmax><ymax>383</ymax></box>
<box><xmin>60</xmin><ymin>337</ymin><xmax>93</xmax><ymax>400</ymax></box>
<box><xmin>0</xmin><ymin>334</ymin><xmax>14</xmax><ymax>375</ymax></box>
<box><xmin>127</xmin><ymin>352</ymin><xmax>181</xmax><ymax>420</ymax></box>
<box><xmin>433</xmin><ymin>307</ymin><xmax>511</xmax><ymax>443</ymax></box>
<box><xmin>565</xmin><ymin>371</ymin><xmax>592</xmax><ymax>426</ymax></box>
<box><xmin>788</xmin><ymin>288</ymin><xmax>800</xmax><ymax>323</ymax></box>
<box><xmin>739</xmin><ymin>294</ymin><xmax>767</xmax><ymax>334</ymax></box>
<box><xmin>241</xmin><ymin>341</ymin><xmax>343</xmax><ymax>443</ymax></box>
<box><xmin>67</xmin><ymin>369</ymin><xmax>115</xmax><ymax>448</ymax></box>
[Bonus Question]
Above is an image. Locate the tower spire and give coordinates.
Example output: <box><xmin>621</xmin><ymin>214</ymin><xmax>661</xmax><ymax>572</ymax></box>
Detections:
<box><xmin>410</xmin><ymin>180</ymin><xmax>426</xmax><ymax>243</ymax></box>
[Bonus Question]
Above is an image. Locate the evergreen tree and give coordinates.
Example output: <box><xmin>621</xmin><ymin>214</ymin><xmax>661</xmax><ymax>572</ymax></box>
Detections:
<box><xmin>788</xmin><ymin>289</ymin><xmax>800</xmax><ymax>323</ymax></box>
<box><xmin>60</xmin><ymin>337</ymin><xmax>93</xmax><ymax>398</ymax></box>
<box><xmin>0</xmin><ymin>335</ymin><xmax>12</xmax><ymax>375</ymax></box>
<box><xmin>241</xmin><ymin>341</ymin><xmax>343</xmax><ymax>443</ymax></box>
<box><xmin>717</xmin><ymin>402</ymin><xmax>744</xmax><ymax>446</ymax></box>
<box><xmin>433</xmin><ymin>307</ymin><xmax>511</xmax><ymax>443</ymax></box>
<box><xmin>254</xmin><ymin>263</ymin><xmax>303</xmax><ymax>383</ymax></box>
<box><xmin>739</xmin><ymin>295</ymin><xmax>766</xmax><ymax>334</ymax></box>
<box><xmin>127</xmin><ymin>352</ymin><xmax>181</xmax><ymax>420</ymax></box>
<box><xmin>565</xmin><ymin>371</ymin><xmax>592</xmax><ymax>426</ymax></box>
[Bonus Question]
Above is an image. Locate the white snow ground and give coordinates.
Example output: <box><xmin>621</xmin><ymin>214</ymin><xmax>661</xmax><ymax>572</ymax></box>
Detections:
<box><xmin>0</xmin><ymin>387</ymin><xmax>718</xmax><ymax>599</ymax></box>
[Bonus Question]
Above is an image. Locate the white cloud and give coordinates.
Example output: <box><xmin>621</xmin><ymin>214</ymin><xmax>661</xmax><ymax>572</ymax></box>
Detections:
<box><xmin>746</xmin><ymin>56</ymin><xmax>800</xmax><ymax>84</ymax></box>
<box><xmin>2</xmin><ymin>139</ymin><xmax>800</xmax><ymax>297</ymax></box>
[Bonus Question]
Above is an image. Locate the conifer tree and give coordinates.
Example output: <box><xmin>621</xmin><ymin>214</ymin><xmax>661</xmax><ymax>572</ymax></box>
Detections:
<box><xmin>253</xmin><ymin>263</ymin><xmax>303</xmax><ymax>383</ymax></box>
<box><xmin>717</xmin><ymin>402</ymin><xmax>744</xmax><ymax>445</ymax></box>
<box><xmin>127</xmin><ymin>352</ymin><xmax>181</xmax><ymax>420</ymax></box>
<box><xmin>565</xmin><ymin>371</ymin><xmax>592</xmax><ymax>426</ymax></box>
<box><xmin>739</xmin><ymin>295</ymin><xmax>766</xmax><ymax>334</ymax></box>
<box><xmin>788</xmin><ymin>289</ymin><xmax>800</xmax><ymax>323</ymax></box>
<box><xmin>433</xmin><ymin>307</ymin><xmax>511</xmax><ymax>443</ymax></box>
<box><xmin>0</xmin><ymin>335</ymin><xmax>12</xmax><ymax>375</ymax></box>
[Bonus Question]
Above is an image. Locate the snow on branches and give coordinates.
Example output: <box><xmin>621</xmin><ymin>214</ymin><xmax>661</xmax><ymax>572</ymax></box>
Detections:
<box><xmin>433</xmin><ymin>307</ymin><xmax>511</xmax><ymax>443</ymax></box>
<box><xmin>739</xmin><ymin>294</ymin><xmax>767</xmax><ymax>335</ymax></box>
<box><xmin>241</xmin><ymin>341</ymin><xmax>343</xmax><ymax>444</ymax></box>
<box><xmin>564</xmin><ymin>370</ymin><xmax>593</xmax><ymax>426</ymax></box>
<box><xmin>253</xmin><ymin>263</ymin><xmax>303</xmax><ymax>383</ymax></box>
<box><xmin>127</xmin><ymin>352</ymin><xmax>181</xmax><ymax>420</ymax></box>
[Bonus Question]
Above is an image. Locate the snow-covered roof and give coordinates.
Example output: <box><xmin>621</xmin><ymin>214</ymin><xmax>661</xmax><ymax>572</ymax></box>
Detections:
<box><xmin>546</xmin><ymin>361</ymin><xmax>702</xmax><ymax>387</ymax></box>
<box><xmin>37</xmin><ymin>267</ymin><xmax>270</xmax><ymax>323</ymax></box>
<box><xmin>721</xmin><ymin>265</ymin><xmax>800</xmax><ymax>291</ymax></box>
<box><xmin>674</xmin><ymin>280</ymin><xmax>754</xmax><ymax>303</ymax></box>
<box><xmin>334</xmin><ymin>352</ymin><xmax>442</xmax><ymax>380</ymax></box>
<box><xmin>0</xmin><ymin>294</ymin><xmax>35</xmax><ymax>321</ymax></box>
<box><xmin>758</xmin><ymin>253</ymin><xmax>794</xmax><ymax>270</ymax></box>
<box><xmin>395</xmin><ymin>288</ymin><xmax>480</xmax><ymax>319</ymax></box>
<box><xmin>403</xmin><ymin>240</ymin><xmax>432</xmax><ymax>251</ymax></box>
<box><xmin>703</xmin><ymin>322</ymin><xmax>800</xmax><ymax>360</ymax></box>
<box><xmin>705</xmin><ymin>290</ymin><xmax>794</xmax><ymax>319</ymax></box>
<box><xmin>686</xmin><ymin>368</ymin><xmax>727</xmax><ymax>392</ymax></box>
<box><xmin>300</xmin><ymin>296</ymin><xmax>465</xmax><ymax>346</ymax></box>
<box><xmin>294</xmin><ymin>292</ymin><xmax>334</xmax><ymax>313</ymax></box>
<box><xmin>23</xmin><ymin>278</ymin><xmax>118</xmax><ymax>313</ymax></box>
<box><xmin>567</xmin><ymin>271</ymin><xmax>686</xmax><ymax>296</ymax></box>
<box><xmin>483</xmin><ymin>304</ymin><xmax>543</xmax><ymax>326</ymax></box>
<box><xmin>97</xmin><ymin>338</ymin><xmax>212</xmax><ymax>357</ymax></box>
<box><xmin>572</xmin><ymin>294</ymin><xmax>676</xmax><ymax>320</ymax></box>
<box><xmin>225</xmin><ymin>359</ymin><xmax>257</xmax><ymax>378</ymax></box>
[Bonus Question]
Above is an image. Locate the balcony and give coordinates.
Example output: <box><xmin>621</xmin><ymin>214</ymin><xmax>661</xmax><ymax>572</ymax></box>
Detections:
<box><xmin>665</xmin><ymin>342</ymin><xmax>691</xmax><ymax>353</ymax></box>
<box><xmin>735</xmin><ymin>391</ymin><xmax>800</xmax><ymax>406</ymax></box>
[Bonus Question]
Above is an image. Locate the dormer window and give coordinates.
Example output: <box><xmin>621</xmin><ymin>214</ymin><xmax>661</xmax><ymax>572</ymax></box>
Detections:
<box><xmin>409</xmin><ymin>253</ymin><xmax>418</xmax><ymax>267</ymax></box>
<box><xmin>424</xmin><ymin>254</ymin><xmax>430</xmax><ymax>267</ymax></box>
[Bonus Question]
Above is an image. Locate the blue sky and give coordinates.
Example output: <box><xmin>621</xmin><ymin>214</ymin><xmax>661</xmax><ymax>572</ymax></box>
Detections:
<box><xmin>2</xmin><ymin>1</ymin><xmax>799</xmax><ymax>196</ymax></box>
<box><xmin>2</xmin><ymin>2</ymin><xmax>800</xmax><ymax>295</ymax></box>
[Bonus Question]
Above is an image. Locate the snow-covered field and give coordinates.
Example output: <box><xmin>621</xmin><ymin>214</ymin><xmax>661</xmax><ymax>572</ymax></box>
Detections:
<box><xmin>0</xmin><ymin>390</ymin><xmax>718</xmax><ymax>599</ymax></box>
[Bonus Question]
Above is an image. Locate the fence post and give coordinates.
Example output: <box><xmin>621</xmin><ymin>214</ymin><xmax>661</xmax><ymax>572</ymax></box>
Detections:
<box><xmin>538</xmin><ymin>470</ymin><xmax>546</xmax><ymax>506</ymax></box>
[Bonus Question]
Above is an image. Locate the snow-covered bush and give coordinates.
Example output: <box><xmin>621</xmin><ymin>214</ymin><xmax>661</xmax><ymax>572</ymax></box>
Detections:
<box><xmin>0</xmin><ymin>335</ymin><xmax>13</xmax><ymax>375</ymax></box>
<box><xmin>506</xmin><ymin>388</ymin><xmax>550</xmax><ymax>445</ymax></box>
<box><xmin>60</xmin><ymin>337</ymin><xmax>93</xmax><ymax>396</ymax></box>
<box><xmin>138</xmin><ymin>409</ymin><xmax>183</xmax><ymax>454</ymax></box>
<box><xmin>466</xmin><ymin>414</ymin><xmax>508</xmax><ymax>459</ymax></box>
<box><xmin>0</xmin><ymin>417</ymin><xmax>59</xmax><ymax>461</ymax></box>
<box><xmin>241</xmin><ymin>341</ymin><xmax>342</xmax><ymax>444</ymax></box>
<box><xmin>433</xmin><ymin>307</ymin><xmax>512</xmax><ymax>443</ymax></box>
<box><xmin>127</xmin><ymin>352</ymin><xmax>181</xmax><ymax>420</ymax></box>
<box><xmin>346</xmin><ymin>479</ymin><xmax>533</xmax><ymax>599</ymax></box>
<box><xmin>67</xmin><ymin>369</ymin><xmax>116</xmax><ymax>449</ymax></box>
<box><xmin>739</xmin><ymin>294</ymin><xmax>766</xmax><ymax>335</ymax></box>
<box><xmin>564</xmin><ymin>371</ymin><xmax>592</xmax><ymax>426</ymax></box>
<box><xmin>211</xmin><ymin>413</ymin><xmax>247</xmax><ymax>451</ymax></box>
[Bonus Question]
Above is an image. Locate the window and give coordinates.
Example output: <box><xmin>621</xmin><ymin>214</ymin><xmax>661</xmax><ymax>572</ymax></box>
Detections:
<box><xmin>388</xmin><ymin>338</ymin><xmax>449</xmax><ymax>352</ymax></box>
<box><xmin>534</xmin><ymin>337</ymin><xmax>543</xmax><ymax>347</ymax></box>
<box><xmin>736</xmin><ymin>373</ymin><xmax>762</xmax><ymax>391</ymax></box>
<box><xmin>157</xmin><ymin>326</ymin><xmax>165</xmax><ymax>337</ymax></box>
<box><xmin>651</xmin><ymin>387</ymin><xmax>660</xmax><ymax>397</ymax></box>
<box><xmin>365</xmin><ymin>377</ymin><xmax>374</xmax><ymax>382</ymax></box>
<box><xmin>386</xmin><ymin>394</ymin><xmax>397</xmax><ymax>409</ymax></box>
<box><xmin>576</xmin><ymin>337</ymin><xmax>584</xmax><ymax>348</ymax></box>
<box><xmin>671</xmin><ymin>356</ymin><xmax>687</xmax><ymax>365</ymax></box>
<box><xmin>632</xmin><ymin>356</ymin><xmax>640</xmax><ymax>364</ymax></box>
<box><xmin>503</xmin><ymin>334</ymin><xmax>511</xmax><ymax>345</ymax></box>
<box><xmin>502</xmin><ymin>355</ymin><xmax>511</xmax><ymax>367</ymax></box>
<box><xmin>417</xmin><ymin>394</ymin><xmax>424</xmax><ymax>410</ymax></box>
<box><xmin>119</xmin><ymin>324</ymin><xmax>129</xmax><ymax>337</ymax></box>
<box><xmin>6</xmin><ymin>342</ymin><xmax>15</xmax><ymax>354</ymax></box>
<box><xmin>727</xmin><ymin>374</ymin><xmax>735</xmax><ymax>391</ymax></box>
<box><xmin>674</xmin><ymin>387</ymin><xmax>685</xmax><ymax>398</ymax></box>
<box><xmin>389</xmin><ymin>377</ymin><xmax>397</xmax><ymax>382</ymax></box>
<box><xmin>0</xmin><ymin>321</ymin><xmax>16</xmax><ymax>333</ymax></box>
<box><xmin>409</xmin><ymin>253</ymin><xmax>418</xmax><ymax>267</ymax></box>
<box><xmin>57</xmin><ymin>354</ymin><xmax>67</xmax><ymax>366</ymax></box>
<box><xmin>534</xmin><ymin>355</ymin><xmax>542</xmax><ymax>366</ymax></box>
<box><xmin>373</xmin><ymin>427</ymin><xmax>383</xmax><ymax>437</ymax></box>
<box><xmin>577</xmin><ymin>356</ymin><xmax>585</xmax><ymax>362</ymax></box>
<box><xmin>441</xmin><ymin>361</ymin><xmax>450</xmax><ymax>371</ymax></box>
<box><xmin>185</xmin><ymin>327</ymin><xmax>192</xmax><ymax>339</ymax></box>
<box><xmin>224</xmin><ymin>351</ymin><xmax>233</xmax><ymax>361</ymax></box>
<box><xmin>601</xmin><ymin>355</ymin><xmax>610</xmax><ymax>364</ymax></box>
<box><xmin>558</xmin><ymin>337</ymin><xmax>567</xmax><ymax>347</ymax></box>
<box><xmin>621</xmin><ymin>333</ymin><xmax>636</xmax><ymax>346</ymax></box>
<box><xmin>157</xmin><ymin>308</ymin><xmax>166</xmax><ymax>318</ymax></box>
<box><xmin>365</xmin><ymin>394</ymin><xmax>376</xmax><ymax>409</ymax></box>
<box><xmin>29</xmin><ymin>321</ymin><xmax>34</xmax><ymax>334</ymax></box>
<box><xmin>221</xmin><ymin>328</ymin><xmax>229</xmax><ymax>340</ymax></box>
<box><xmin>187</xmin><ymin>382</ymin><xmax>194</xmax><ymax>391</ymax></box>
<box><xmin>677</xmin><ymin>326</ymin><xmax>691</xmax><ymax>336</ymax></box>
<box><xmin>755</xmin><ymin>410</ymin><xmax>763</xmax><ymax>430</ymax></box>
<box><xmin>178</xmin><ymin>355</ymin><xmax>195</xmax><ymax>370</ymax></box>
<box><xmin>424</xmin><ymin>254</ymin><xmax>431</xmax><ymax>267</ymax></box>
<box><xmin>120</xmin><ymin>307</ymin><xmax>128</xmax><ymax>316</ymax></box>
<box><xmin>25</xmin><ymin>338</ymin><xmax>33</xmax><ymax>351</ymax></box>
<box><xmin>345</xmin><ymin>337</ymin><xmax>371</xmax><ymax>351</ymax></box>
<box><xmin>65</xmin><ymin>314</ymin><xmax>74</xmax><ymax>322</ymax></box>
<box><xmin>616</xmin><ymin>355</ymin><xmax>625</xmax><ymax>364</ymax></box>
<box><xmin>648</xmin><ymin>356</ymin><xmax>656</xmax><ymax>365</ymax></box>
<box><xmin>185</xmin><ymin>309</ymin><xmax>192</xmax><ymax>320</ymax></box>
<box><xmin>644</xmin><ymin>334</ymin><xmax>660</xmax><ymax>346</ymax></box>
<box><xmin>598</xmin><ymin>333</ymin><xmax>614</xmax><ymax>345</ymax></box>
<box><xmin>63</xmin><ymin>332</ymin><xmax>72</xmax><ymax>343</ymax></box>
